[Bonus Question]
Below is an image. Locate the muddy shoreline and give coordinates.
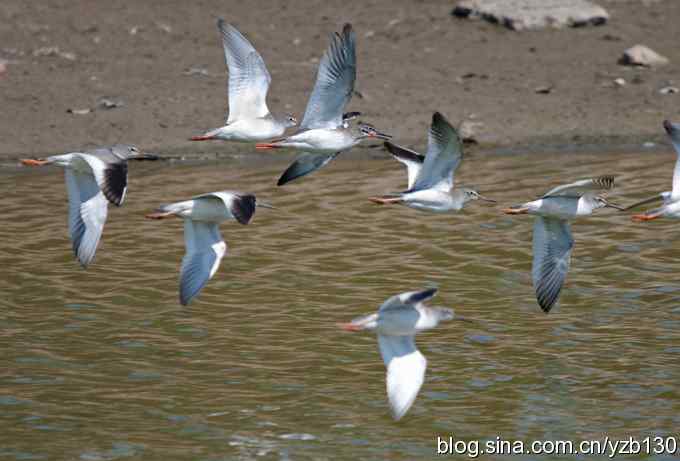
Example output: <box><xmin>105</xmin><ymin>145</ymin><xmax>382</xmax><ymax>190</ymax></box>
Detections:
<box><xmin>1</xmin><ymin>0</ymin><xmax>679</xmax><ymax>161</ymax></box>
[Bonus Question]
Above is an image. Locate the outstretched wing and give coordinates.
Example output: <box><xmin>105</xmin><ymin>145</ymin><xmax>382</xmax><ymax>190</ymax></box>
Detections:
<box><xmin>300</xmin><ymin>24</ymin><xmax>356</xmax><ymax>130</ymax></box>
<box><xmin>179</xmin><ymin>220</ymin><xmax>227</xmax><ymax>305</ymax></box>
<box><xmin>64</xmin><ymin>168</ymin><xmax>108</xmax><ymax>267</ymax></box>
<box><xmin>663</xmin><ymin>120</ymin><xmax>680</xmax><ymax>200</ymax></box>
<box><xmin>219</xmin><ymin>19</ymin><xmax>272</xmax><ymax>123</ymax></box>
<box><xmin>277</xmin><ymin>152</ymin><xmax>340</xmax><ymax>186</ymax></box>
<box><xmin>379</xmin><ymin>288</ymin><xmax>438</xmax><ymax>313</ymax></box>
<box><xmin>384</xmin><ymin>142</ymin><xmax>425</xmax><ymax>190</ymax></box>
<box><xmin>532</xmin><ymin>216</ymin><xmax>573</xmax><ymax>313</ymax></box>
<box><xmin>542</xmin><ymin>176</ymin><xmax>614</xmax><ymax>198</ymax></box>
<box><xmin>378</xmin><ymin>335</ymin><xmax>427</xmax><ymax>421</ymax></box>
<box><xmin>410</xmin><ymin>112</ymin><xmax>462</xmax><ymax>193</ymax></box>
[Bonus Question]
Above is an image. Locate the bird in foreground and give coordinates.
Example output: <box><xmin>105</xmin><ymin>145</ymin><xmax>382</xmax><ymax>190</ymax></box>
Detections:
<box><xmin>339</xmin><ymin>288</ymin><xmax>456</xmax><ymax>421</ymax></box>
<box><xmin>502</xmin><ymin>176</ymin><xmax>623</xmax><ymax>313</ymax></box>
<box><xmin>21</xmin><ymin>145</ymin><xmax>157</xmax><ymax>267</ymax></box>
<box><xmin>145</xmin><ymin>191</ymin><xmax>271</xmax><ymax>306</ymax></box>
<box><xmin>255</xmin><ymin>24</ymin><xmax>391</xmax><ymax>186</ymax></box>
<box><xmin>190</xmin><ymin>19</ymin><xmax>297</xmax><ymax>143</ymax></box>
<box><xmin>628</xmin><ymin>120</ymin><xmax>680</xmax><ymax>221</ymax></box>
<box><xmin>369</xmin><ymin>112</ymin><xmax>495</xmax><ymax>212</ymax></box>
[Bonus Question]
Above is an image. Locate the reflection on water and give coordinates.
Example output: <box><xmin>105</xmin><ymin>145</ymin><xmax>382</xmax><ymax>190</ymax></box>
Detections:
<box><xmin>2</xmin><ymin>147</ymin><xmax>680</xmax><ymax>460</ymax></box>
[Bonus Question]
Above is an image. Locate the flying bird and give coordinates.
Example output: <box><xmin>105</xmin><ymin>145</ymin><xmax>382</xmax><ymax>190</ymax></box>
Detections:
<box><xmin>21</xmin><ymin>145</ymin><xmax>157</xmax><ymax>267</ymax></box>
<box><xmin>255</xmin><ymin>24</ymin><xmax>391</xmax><ymax>186</ymax></box>
<box><xmin>146</xmin><ymin>191</ymin><xmax>271</xmax><ymax>305</ymax></box>
<box><xmin>502</xmin><ymin>176</ymin><xmax>623</xmax><ymax>312</ymax></box>
<box><xmin>628</xmin><ymin>120</ymin><xmax>680</xmax><ymax>221</ymax></box>
<box><xmin>339</xmin><ymin>288</ymin><xmax>456</xmax><ymax>421</ymax></box>
<box><xmin>190</xmin><ymin>19</ymin><xmax>297</xmax><ymax>143</ymax></box>
<box><xmin>369</xmin><ymin>112</ymin><xmax>495</xmax><ymax>212</ymax></box>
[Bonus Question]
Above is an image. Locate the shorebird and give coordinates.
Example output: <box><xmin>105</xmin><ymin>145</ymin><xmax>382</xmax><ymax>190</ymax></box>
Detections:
<box><xmin>146</xmin><ymin>191</ymin><xmax>271</xmax><ymax>306</ymax></box>
<box><xmin>502</xmin><ymin>176</ymin><xmax>623</xmax><ymax>313</ymax></box>
<box><xmin>21</xmin><ymin>145</ymin><xmax>157</xmax><ymax>267</ymax></box>
<box><xmin>339</xmin><ymin>288</ymin><xmax>456</xmax><ymax>421</ymax></box>
<box><xmin>368</xmin><ymin>112</ymin><xmax>495</xmax><ymax>212</ymax></box>
<box><xmin>629</xmin><ymin>120</ymin><xmax>680</xmax><ymax>221</ymax></box>
<box><xmin>255</xmin><ymin>24</ymin><xmax>391</xmax><ymax>186</ymax></box>
<box><xmin>190</xmin><ymin>19</ymin><xmax>297</xmax><ymax>143</ymax></box>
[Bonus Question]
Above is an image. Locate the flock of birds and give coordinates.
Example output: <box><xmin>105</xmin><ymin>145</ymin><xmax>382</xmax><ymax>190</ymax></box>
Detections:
<box><xmin>19</xmin><ymin>19</ymin><xmax>680</xmax><ymax>421</ymax></box>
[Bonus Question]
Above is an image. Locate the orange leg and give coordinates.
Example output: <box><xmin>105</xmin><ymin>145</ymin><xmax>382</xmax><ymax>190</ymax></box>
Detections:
<box><xmin>368</xmin><ymin>196</ymin><xmax>402</xmax><ymax>205</ymax></box>
<box><xmin>501</xmin><ymin>207</ymin><xmax>529</xmax><ymax>214</ymax></box>
<box><xmin>337</xmin><ymin>322</ymin><xmax>362</xmax><ymax>332</ymax></box>
<box><xmin>255</xmin><ymin>143</ymin><xmax>282</xmax><ymax>150</ymax></box>
<box><xmin>632</xmin><ymin>212</ymin><xmax>661</xmax><ymax>222</ymax></box>
<box><xmin>145</xmin><ymin>211</ymin><xmax>176</xmax><ymax>220</ymax></box>
<box><xmin>20</xmin><ymin>159</ymin><xmax>48</xmax><ymax>166</ymax></box>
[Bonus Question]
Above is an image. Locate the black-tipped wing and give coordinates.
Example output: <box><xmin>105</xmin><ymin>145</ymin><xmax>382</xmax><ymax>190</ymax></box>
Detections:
<box><xmin>542</xmin><ymin>176</ymin><xmax>614</xmax><ymax>198</ymax></box>
<box><xmin>179</xmin><ymin>220</ymin><xmax>227</xmax><ymax>306</ymax></box>
<box><xmin>379</xmin><ymin>288</ymin><xmax>437</xmax><ymax>312</ymax></box>
<box><xmin>192</xmin><ymin>191</ymin><xmax>257</xmax><ymax>225</ymax></box>
<box><xmin>101</xmin><ymin>161</ymin><xmax>128</xmax><ymax>206</ymax></box>
<box><xmin>277</xmin><ymin>152</ymin><xmax>340</xmax><ymax>186</ymax></box>
<box><xmin>218</xmin><ymin>19</ymin><xmax>272</xmax><ymax>123</ymax></box>
<box><xmin>532</xmin><ymin>217</ymin><xmax>573</xmax><ymax>313</ymax></box>
<box><xmin>384</xmin><ymin>142</ymin><xmax>425</xmax><ymax>190</ymax></box>
<box><xmin>410</xmin><ymin>112</ymin><xmax>462</xmax><ymax>193</ymax></box>
<box><xmin>300</xmin><ymin>24</ymin><xmax>356</xmax><ymax>130</ymax></box>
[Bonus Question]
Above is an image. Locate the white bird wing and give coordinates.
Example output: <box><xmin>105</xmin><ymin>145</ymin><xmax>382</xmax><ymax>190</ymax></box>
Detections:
<box><xmin>542</xmin><ymin>175</ymin><xmax>614</xmax><ymax>198</ymax></box>
<box><xmin>411</xmin><ymin>112</ymin><xmax>462</xmax><ymax>193</ymax></box>
<box><xmin>378</xmin><ymin>335</ymin><xmax>427</xmax><ymax>421</ymax></box>
<box><xmin>64</xmin><ymin>168</ymin><xmax>108</xmax><ymax>267</ymax></box>
<box><xmin>300</xmin><ymin>24</ymin><xmax>355</xmax><ymax>130</ymax></box>
<box><xmin>179</xmin><ymin>220</ymin><xmax>227</xmax><ymax>306</ymax></box>
<box><xmin>665</xmin><ymin>121</ymin><xmax>680</xmax><ymax>199</ymax></box>
<box><xmin>384</xmin><ymin>142</ymin><xmax>425</xmax><ymax>190</ymax></box>
<box><xmin>218</xmin><ymin>19</ymin><xmax>272</xmax><ymax>123</ymax></box>
<box><xmin>532</xmin><ymin>216</ymin><xmax>574</xmax><ymax>313</ymax></box>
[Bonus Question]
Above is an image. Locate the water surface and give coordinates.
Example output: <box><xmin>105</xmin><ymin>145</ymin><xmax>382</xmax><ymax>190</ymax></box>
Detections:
<box><xmin>2</xmin><ymin>148</ymin><xmax>680</xmax><ymax>460</ymax></box>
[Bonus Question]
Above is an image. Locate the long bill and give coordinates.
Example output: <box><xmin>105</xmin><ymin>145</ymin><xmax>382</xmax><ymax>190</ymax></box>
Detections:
<box><xmin>621</xmin><ymin>194</ymin><xmax>664</xmax><ymax>211</ymax></box>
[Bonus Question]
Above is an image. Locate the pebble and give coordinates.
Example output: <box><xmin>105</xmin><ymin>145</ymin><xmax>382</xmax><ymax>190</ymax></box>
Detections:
<box><xmin>619</xmin><ymin>45</ymin><xmax>669</xmax><ymax>67</ymax></box>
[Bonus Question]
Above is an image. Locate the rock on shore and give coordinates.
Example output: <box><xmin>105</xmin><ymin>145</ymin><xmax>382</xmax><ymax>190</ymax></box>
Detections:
<box><xmin>452</xmin><ymin>0</ymin><xmax>609</xmax><ymax>31</ymax></box>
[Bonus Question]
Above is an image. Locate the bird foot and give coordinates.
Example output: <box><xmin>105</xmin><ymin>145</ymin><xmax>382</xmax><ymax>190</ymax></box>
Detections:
<box><xmin>255</xmin><ymin>143</ymin><xmax>281</xmax><ymax>150</ymax></box>
<box><xmin>502</xmin><ymin>207</ymin><xmax>528</xmax><ymax>214</ymax></box>
<box><xmin>20</xmin><ymin>158</ymin><xmax>48</xmax><ymax>166</ymax></box>
<box><xmin>368</xmin><ymin>196</ymin><xmax>401</xmax><ymax>205</ymax></box>
<box><xmin>145</xmin><ymin>211</ymin><xmax>175</xmax><ymax>220</ymax></box>
<box><xmin>631</xmin><ymin>213</ymin><xmax>659</xmax><ymax>222</ymax></box>
<box><xmin>337</xmin><ymin>322</ymin><xmax>362</xmax><ymax>332</ymax></box>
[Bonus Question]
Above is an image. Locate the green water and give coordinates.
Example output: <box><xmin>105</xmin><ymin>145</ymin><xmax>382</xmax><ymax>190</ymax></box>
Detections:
<box><xmin>1</xmin><ymin>147</ymin><xmax>679</xmax><ymax>460</ymax></box>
